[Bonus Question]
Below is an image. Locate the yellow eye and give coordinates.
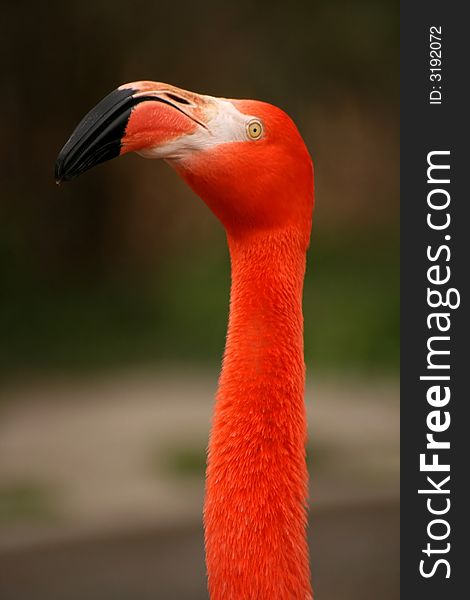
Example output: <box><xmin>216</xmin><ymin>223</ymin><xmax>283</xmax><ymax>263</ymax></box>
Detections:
<box><xmin>247</xmin><ymin>120</ymin><xmax>263</xmax><ymax>140</ymax></box>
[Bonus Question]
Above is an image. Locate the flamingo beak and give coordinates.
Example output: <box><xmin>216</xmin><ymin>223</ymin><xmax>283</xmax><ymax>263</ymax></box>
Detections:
<box><xmin>55</xmin><ymin>82</ymin><xmax>209</xmax><ymax>183</ymax></box>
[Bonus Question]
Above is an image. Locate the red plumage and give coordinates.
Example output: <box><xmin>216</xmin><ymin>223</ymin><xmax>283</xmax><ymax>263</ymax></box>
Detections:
<box><xmin>178</xmin><ymin>102</ymin><xmax>314</xmax><ymax>598</ymax></box>
<box><xmin>56</xmin><ymin>83</ymin><xmax>315</xmax><ymax>599</ymax></box>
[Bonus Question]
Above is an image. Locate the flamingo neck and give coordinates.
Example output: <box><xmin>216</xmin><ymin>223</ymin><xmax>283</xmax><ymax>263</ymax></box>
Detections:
<box><xmin>204</xmin><ymin>227</ymin><xmax>312</xmax><ymax>600</ymax></box>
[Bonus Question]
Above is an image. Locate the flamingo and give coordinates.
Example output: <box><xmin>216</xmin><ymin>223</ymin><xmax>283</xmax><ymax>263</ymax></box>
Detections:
<box><xmin>56</xmin><ymin>81</ymin><xmax>314</xmax><ymax>600</ymax></box>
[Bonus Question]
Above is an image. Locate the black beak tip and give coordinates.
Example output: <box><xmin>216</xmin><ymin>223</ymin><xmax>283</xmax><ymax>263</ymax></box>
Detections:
<box><xmin>54</xmin><ymin>151</ymin><xmax>75</xmax><ymax>184</ymax></box>
<box><xmin>53</xmin><ymin>87</ymin><xmax>137</xmax><ymax>186</ymax></box>
<box><xmin>54</xmin><ymin>157</ymin><xmax>65</xmax><ymax>185</ymax></box>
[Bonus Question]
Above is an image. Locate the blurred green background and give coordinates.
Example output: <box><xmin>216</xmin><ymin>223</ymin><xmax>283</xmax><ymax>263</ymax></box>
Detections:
<box><xmin>0</xmin><ymin>0</ymin><xmax>398</xmax><ymax>378</ymax></box>
<box><xmin>0</xmin><ymin>1</ymin><xmax>399</xmax><ymax>599</ymax></box>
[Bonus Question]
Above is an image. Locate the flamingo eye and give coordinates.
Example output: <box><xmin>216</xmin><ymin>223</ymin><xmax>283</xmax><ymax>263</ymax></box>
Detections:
<box><xmin>246</xmin><ymin>120</ymin><xmax>263</xmax><ymax>140</ymax></box>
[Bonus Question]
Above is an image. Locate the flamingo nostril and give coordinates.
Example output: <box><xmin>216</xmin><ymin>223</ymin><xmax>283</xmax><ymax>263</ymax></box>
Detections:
<box><xmin>165</xmin><ymin>92</ymin><xmax>191</xmax><ymax>105</ymax></box>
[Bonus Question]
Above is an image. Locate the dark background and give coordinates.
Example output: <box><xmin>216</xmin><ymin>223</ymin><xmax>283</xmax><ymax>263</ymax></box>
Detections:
<box><xmin>0</xmin><ymin>2</ymin><xmax>399</xmax><ymax>599</ymax></box>
<box><xmin>1</xmin><ymin>0</ymin><xmax>399</xmax><ymax>375</ymax></box>
<box><xmin>401</xmin><ymin>3</ymin><xmax>465</xmax><ymax>598</ymax></box>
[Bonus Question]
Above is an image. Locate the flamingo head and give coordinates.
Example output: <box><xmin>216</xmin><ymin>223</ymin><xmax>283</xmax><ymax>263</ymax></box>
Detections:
<box><xmin>55</xmin><ymin>81</ymin><xmax>313</xmax><ymax>238</ymax></box>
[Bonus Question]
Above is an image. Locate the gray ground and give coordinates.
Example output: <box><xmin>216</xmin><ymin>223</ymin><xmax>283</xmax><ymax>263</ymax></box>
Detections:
<box><xmin>0</xmin><ymin>371</ymin><xmax>399</xmax><ymax>599</ymax></box>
